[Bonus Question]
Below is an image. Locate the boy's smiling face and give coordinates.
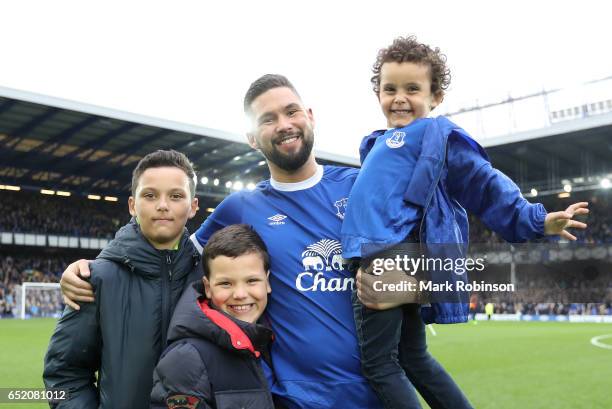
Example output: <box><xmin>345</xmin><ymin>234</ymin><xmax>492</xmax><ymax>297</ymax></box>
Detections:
<box><xmin>204</xmin><ymin>252</ymin><xmax>271</xmax><ymax>323</ymax></box>
<box><xmin>378</xmin><ymin>61</ymin><xmax>443</xmax><ymax>128</ymax></box>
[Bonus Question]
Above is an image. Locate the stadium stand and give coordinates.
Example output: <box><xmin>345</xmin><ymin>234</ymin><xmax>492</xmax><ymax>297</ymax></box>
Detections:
<box><xmin>2</xmin><ymin>186</ymin><xmax>590</xmax><ymax>249</ymax></box>
<box><xmin>0</xmin><ymin>251</ymin><xmax>74</xmax><ymax>318</ymax></box>
<box><xmin>471</xmin><ymin>267</ymin><xmax>612</xmax><ymax>317</ymax></box>
<box><xmin>0</xmin><ymin>189</ymin><xmax>126</xmax><ymax>237</ymax></box>
<box><xmin>0</xmin><ymin>87</ymin><xmax>355</xmax><ymax>319</ymax></box>
<box><xmin>469</xmin><ymin>190</ymin><xmax>611</xmax><ymax>244</ymax></box>
<box><xmin>0</xmin><ymin>83</ymin><xmax>610</xmax><ymax>319</ymax></box>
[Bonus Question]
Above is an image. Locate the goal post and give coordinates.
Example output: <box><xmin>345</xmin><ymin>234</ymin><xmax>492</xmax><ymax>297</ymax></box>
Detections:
<box><xmin>18</xmin><ymin>282</ymin><xmax>62</xmax><ymax>319</ymax></box>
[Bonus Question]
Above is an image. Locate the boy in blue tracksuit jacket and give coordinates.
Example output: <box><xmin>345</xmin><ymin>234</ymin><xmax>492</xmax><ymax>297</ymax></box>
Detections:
<box><xmin>341</xmin><ymin>36</ymin><xmax>589</xmax><ymax>409</ymax></box>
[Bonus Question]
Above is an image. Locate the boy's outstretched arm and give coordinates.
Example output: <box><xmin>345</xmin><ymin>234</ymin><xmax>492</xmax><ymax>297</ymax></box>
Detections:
<box><xmin>544</xmin><ymin>202</ymin><xmax>589</xmax><ymax>240</ymax></box>
<box><xmin>446</xmin><ymin>134</ymin><xmax>588</xmax><ymax>242</ymax></box>
<box><xmin>60</xmin><ymin>260</ymin><xmax>94</xmax><ymax>310</ymax></box>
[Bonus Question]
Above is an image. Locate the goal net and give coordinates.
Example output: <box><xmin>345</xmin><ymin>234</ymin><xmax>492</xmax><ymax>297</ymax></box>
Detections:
<box><xmin>17</xmin><ymin>282</ymin><xmax>63</xmax><ymax>319</ymax></box>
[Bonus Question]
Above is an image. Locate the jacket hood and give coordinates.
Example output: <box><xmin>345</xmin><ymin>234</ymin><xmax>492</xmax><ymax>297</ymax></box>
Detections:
<box><xmin>167</xmin><ymin>281</ymin><xmax>273</xmax><ymax>358</ymax></box>
<box><xmin>96</xmin><ymin>218</ymin><xmax>200</xmax><ymax>279</ymax></box>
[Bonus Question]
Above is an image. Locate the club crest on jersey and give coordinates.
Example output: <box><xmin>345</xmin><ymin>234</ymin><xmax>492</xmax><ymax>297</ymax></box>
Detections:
<box><xmin>333</xmin><ymin>197</ymin><xmax>348</xmax><ymax>220</ymax></box>
<box><xmin>296</xmin><ymin>239</ymin><xmax>354</xmax><ymax>292</ymax></box>
<box><xmin>386</xmin><ymin>131</ymin><xmax>406</xmax><ymax>149</ymax></box>
<box><xmin>268</xmin><ymin>214</ymin><xmax>287</xmax><ymax>225</ymax></box>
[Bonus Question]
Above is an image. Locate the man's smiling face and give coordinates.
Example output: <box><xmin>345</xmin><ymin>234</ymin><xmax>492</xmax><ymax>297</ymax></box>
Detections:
<box><xmin>247</xmin><ymin>86</ymin><xmax>315</xmax><ymax>171</ymax></box>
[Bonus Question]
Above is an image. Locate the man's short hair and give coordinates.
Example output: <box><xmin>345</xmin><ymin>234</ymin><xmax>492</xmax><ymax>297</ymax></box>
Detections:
<box><xmin>202</xmin><ymin>224</ymin><xmax>270</xmax><ymax>278</ymax></box>
<box><xmin>243</xmin><ymin>74</ymin><xmax>300</xmax><ymax>114</ymax></box>
<box><xmin>131</xmin><ymin>150</ymin><xmax>196</xmax><ymax>198</ymax></box>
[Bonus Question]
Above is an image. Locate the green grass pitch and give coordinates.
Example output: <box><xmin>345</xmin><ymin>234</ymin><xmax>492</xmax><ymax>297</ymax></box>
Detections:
<box><xmin>0</xmin><ymin>318</ymin><xmax>610</xmax><ymax>408</ymax></box>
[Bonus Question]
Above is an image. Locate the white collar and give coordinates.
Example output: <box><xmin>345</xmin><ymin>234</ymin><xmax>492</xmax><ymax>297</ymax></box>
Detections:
<box><xmin>270</xmin><ymin>165</ymin><xmax>324</xmax><ymax>192</ymax></box>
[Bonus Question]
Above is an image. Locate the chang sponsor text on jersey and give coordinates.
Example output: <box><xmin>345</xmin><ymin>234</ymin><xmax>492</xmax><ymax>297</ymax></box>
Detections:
<box><xmin>296</xmin><ymin>239</ymin><xmax>354</xmax><ymax>292</ymax></box>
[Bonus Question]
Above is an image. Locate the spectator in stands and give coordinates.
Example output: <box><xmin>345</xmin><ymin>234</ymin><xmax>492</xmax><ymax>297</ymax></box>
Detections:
<box><xmin>2</xmin><ymin>299</ymin><xmax>13</xmax><ymax>318</ymax></box>
<box><xmin>0</xmin><ymin>298</ymin><xmax>6</xmax><ymax>318</ymax></box>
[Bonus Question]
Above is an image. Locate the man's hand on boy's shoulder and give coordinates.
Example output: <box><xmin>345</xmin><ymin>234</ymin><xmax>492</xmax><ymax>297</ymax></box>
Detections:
<box><xmin>544</xmin><ymin>202</ymin><xmax>589</xmax><ymax>241</ymax></box>
<box><xmin>61</xmin><ymin>259</ymin><xmax>95</xmax><ymax>310</ymax></box>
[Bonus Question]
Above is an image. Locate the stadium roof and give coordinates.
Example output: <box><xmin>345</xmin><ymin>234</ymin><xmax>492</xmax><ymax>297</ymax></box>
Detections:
<box><xmin>1</xmin><ymin>85</ymin><xmax>611</xmax><ymax>200</ymax></box>
<box><xmin>0</xmin><ymin>86</ymin><xmax>358</xmax><ymax>201</ymax></box>
<box><xmin>484</xmin><ymin>112</ymin><xmax>612</xmax><ymax>195</ymax></box>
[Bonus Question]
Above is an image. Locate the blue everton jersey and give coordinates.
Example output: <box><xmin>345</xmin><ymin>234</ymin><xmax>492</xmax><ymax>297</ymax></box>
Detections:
<box><xmin>192</xmin><ymin>165</ymin><xmax>382</xmax><ymax>409</ymax></box>
<box><xmin>341</xmin><ymin>119</ymin><xmax>427</xmax><ymax>259</ymax></box>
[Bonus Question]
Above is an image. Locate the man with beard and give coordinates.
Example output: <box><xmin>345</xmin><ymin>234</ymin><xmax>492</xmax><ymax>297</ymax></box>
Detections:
<box><xmin>189</xmin><ymin>75</ymin><xmax>383</xmax><ymax>408</ymax></box>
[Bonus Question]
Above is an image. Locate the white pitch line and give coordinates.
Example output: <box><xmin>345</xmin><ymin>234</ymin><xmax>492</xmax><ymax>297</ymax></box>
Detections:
<box><xmin>427</xmin><ymin>324</ymin><xmax>437</xmax><ymax>336</ymax></box>
<box><xmin>590</xmin><ymin>334</ymin><xmax>612</xmax><ymax>350</ymax></box>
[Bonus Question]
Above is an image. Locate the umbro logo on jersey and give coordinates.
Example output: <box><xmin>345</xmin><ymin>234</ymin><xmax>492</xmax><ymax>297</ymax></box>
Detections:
<box><xmin>268</xmin><ymin>214</ymin><xmax>287</xmax><ymax>225</ymax></box>
<box><xmin>386</xmin><ymin>130</ymin><xmax>406</xmax><ymax>149</ymax></box>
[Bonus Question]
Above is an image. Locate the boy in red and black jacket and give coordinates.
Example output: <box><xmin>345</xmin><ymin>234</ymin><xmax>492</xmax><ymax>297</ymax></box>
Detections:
<box><xmin>151</xmin><ymin>224</ymin><xmax>277</xmax><ymax>409</ymax></box>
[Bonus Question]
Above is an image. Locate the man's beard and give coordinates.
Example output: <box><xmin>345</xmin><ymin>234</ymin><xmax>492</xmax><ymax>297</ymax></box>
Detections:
<box><xmin>260</xmin><ymin>129</ymin><xmax>314</xmax><ymax>172</ymax></box>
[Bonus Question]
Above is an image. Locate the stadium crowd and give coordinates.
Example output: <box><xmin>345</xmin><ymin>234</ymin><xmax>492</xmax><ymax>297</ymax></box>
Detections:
<box><xmin>472</xmin><ymin>267</ymin><xmax>612</xmax><ymax>316</ymax></box>
<box><xmin>3</xmin><ymin>252</ymin><xmax>611</xmax><ymax>318</ymax></box>
<box><xmin>469</xmin><ymin>191</ymin><xmax>611</xmax><ymax>244</ymax></box>
<box><xmin>0</xmin><ymin>190</ymin><xmax>128</xmax><ymax>238</ymax></box>
<box><xmin>0</xmin><ymin>254</ymin><xmax>68</xmax><ymax>318</ymax></box>
<box><xmin>1</xmin><ymin>187</ymin><xmax>609</xmax><ymax>243</ymax></box>
<box><xmin>0</xmin><ymin>186</ymin><xmax>609</xmax><ymax>319</ymax></box>
<box><xmin>0</xmin><ymin>189</ymin><xmax>209</xmax><ymax>238</ymax></box>
<box><xmin>481</xmin><ymin>301</ymin><xmax>612</xmax><ymax>316</ymax></box>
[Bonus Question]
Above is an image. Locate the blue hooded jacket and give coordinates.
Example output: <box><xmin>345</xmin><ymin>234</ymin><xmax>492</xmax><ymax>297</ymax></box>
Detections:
<box><xmin>341</xmin><ymin>116</ymin><xmax>547</xmax><ymax>324</ymax></box>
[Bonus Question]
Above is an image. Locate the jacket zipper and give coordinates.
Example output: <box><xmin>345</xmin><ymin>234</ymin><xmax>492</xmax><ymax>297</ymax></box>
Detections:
<box><xmin>255</xmin><ymin>359</ymin><xmax>274</xmax><ymax>407</ymax></box>
<box><xmin>160</xmin><ymin>252</ymin><xmax>173</xmax><ymax>351</ymax></box>
<box><xmin>166</xmin><ymin>254</ymin><xmax>172</xmax><ymax>280</ymax></box>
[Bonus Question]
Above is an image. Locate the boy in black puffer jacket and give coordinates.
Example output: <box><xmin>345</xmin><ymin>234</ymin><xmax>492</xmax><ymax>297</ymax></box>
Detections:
<box><xmin>44</xmin><ymin>150</ymin><xmax>201</xmax><ymax>409</ymax></box>
<box><xmin>151</xmin><ymin>224</ymin><xmax>276</xmax><ymax>409</ymax></box>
